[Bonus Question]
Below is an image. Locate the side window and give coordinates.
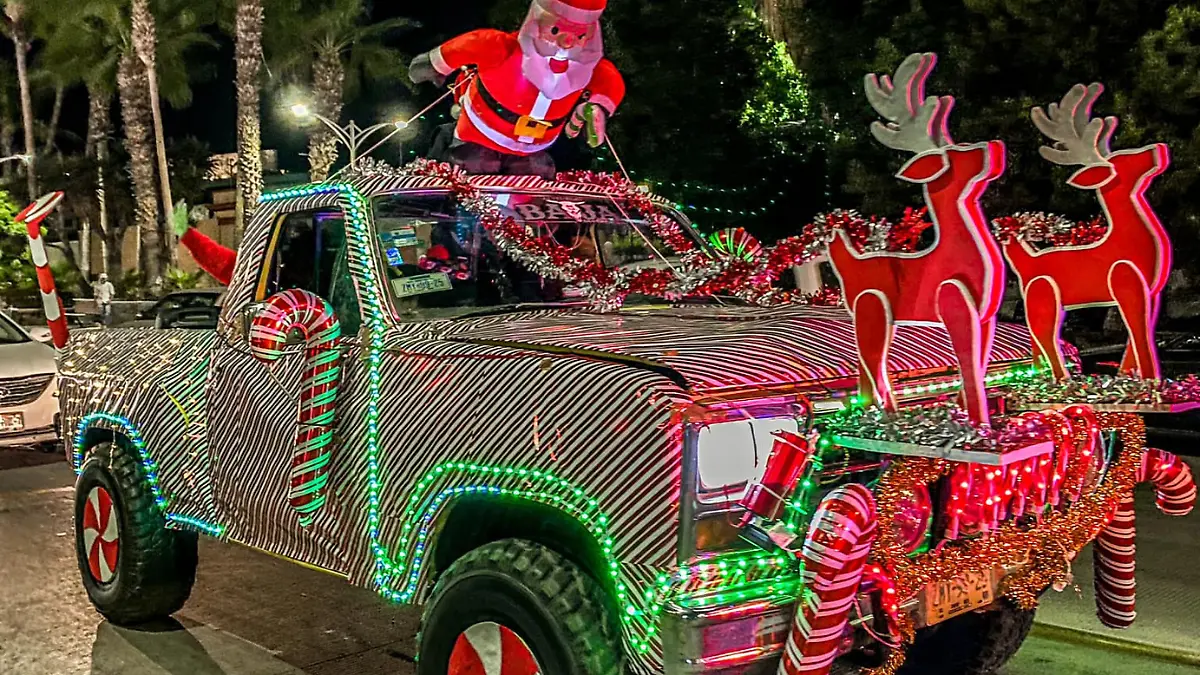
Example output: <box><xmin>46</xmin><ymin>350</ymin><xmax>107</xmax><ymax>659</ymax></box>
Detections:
<box><xmin>262</xmin><ymin>208</ymin><xmax>363</xmax><ymax>336</ymax></box>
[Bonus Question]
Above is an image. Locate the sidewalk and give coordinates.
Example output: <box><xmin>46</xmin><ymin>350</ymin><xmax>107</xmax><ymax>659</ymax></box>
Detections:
<box><xmin>1034</xmin><ymin>456</ymin><xmax>1200</xmax><ymax>660</ymax></box>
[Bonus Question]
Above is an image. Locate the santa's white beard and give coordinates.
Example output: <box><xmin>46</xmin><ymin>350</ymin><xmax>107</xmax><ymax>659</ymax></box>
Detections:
<box><xmin>518</xmin><ymin>32</ymin><xmax>600</xmax><ymax>100</ymax></box>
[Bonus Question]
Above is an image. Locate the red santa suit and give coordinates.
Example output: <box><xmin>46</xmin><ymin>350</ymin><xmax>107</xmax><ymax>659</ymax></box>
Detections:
<box><xmin>423</xmin><ymin>0</ymin><xmax>624</xmax><ymax>156</ymax></box>
<box><xmin>180</xmin><ymin>228</ymin><xmax>236</xmax><ymax>286</ymax></box>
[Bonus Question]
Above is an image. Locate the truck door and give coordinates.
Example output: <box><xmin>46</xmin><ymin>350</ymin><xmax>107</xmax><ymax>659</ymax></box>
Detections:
<box><xmin>207</xmin><ymin>205</ymin><xmax>363</xmax><ymax>574</ymax></box>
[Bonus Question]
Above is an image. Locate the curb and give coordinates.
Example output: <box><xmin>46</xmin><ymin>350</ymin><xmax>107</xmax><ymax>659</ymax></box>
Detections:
<box><xmin>1032</xmin><ymin>623</ymin><xmax>1200</xmax><ymax>668</ymax></box>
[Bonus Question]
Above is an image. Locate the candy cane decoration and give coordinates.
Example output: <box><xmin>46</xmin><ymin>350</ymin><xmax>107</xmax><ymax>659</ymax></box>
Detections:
<box><xmin>1142</xmin><ymin>448</ymin><xmax>1196</xmax><ymax>516</ymax></box>
<box><xmin>20</xmin><ymin>192</ymin><xmax>68</xmax><ymax>349</ymax></box>
<box><xmin>1061</xmin><ymin>405</ymin><xmax>1102</xmax><ymax>502</ymax></box>
<box><xmin>778</xmin><ymin>484</ymin><xmax>878</xmax><ymax>675</ymax></box>
<box><xmin>1093</xmin><ymin>493</ymin><xmax>1137</xmax><ymax>628</ymax></box>
<box><xmin>249</xmin><ymin>289</ymin><xmax>342</xmax><ymax>527</ymax></box>
<box><xmin>1094</xmin><ymin>448</ymin><xmax>1195</xmax><ymax>628</ymax></box>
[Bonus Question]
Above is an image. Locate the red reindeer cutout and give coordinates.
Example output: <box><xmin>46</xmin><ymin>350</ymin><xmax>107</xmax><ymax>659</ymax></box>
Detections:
<box><xmin>1004</xmin><ymin>84</ymin><xmax>1170</xmax><ymax>381</ymax></box>
<box><xmin>829</xmin><ymin>53</ymin><xmax>1006</xmax><ymax>426</ymax></box>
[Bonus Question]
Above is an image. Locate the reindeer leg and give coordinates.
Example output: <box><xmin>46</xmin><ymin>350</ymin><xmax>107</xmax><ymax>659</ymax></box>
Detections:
<box><xmin>1119</xmin><ymin>294</ymin><xmax>1160</xmax><ymax>376</ymax></box>
<box><xmin>955</xmin><ymin>316</ymin><xmax>998</xmax><ymax>411</ymax></box>
<box><xmin>938</xmin><ymin>281</ymin><xmax>988</xmax><ymax>425</ymax></box>
<box><xmin>853</xmin><ymin>291</ymin><xmax>895</xmax><ymax>411</ymax></box>
<box><xmin>1024</xmin><ymin>276</ymin><xmax>1069</xmax><ymax>381</ymax></box>
<box><xmin>1110</xmin><ymin>262</ymin><xmax>1160</xmax><ymax>379</ymax></box>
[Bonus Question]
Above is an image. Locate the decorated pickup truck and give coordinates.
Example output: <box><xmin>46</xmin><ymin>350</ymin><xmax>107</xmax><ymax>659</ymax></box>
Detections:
<box><xmin>36</xmin><ymin>51</ymin><xmax>1196</xmax><ymax>675</ymax></box>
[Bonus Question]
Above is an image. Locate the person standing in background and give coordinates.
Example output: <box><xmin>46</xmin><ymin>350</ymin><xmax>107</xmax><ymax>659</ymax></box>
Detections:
<box><xmin>93</xmin><ymin>273</ymin><xmax>115</xmax><ymax>327</ymax></box>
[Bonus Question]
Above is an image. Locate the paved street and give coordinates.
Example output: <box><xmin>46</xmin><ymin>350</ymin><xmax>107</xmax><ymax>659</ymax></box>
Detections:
<box><xmin>2</xmin><ymin>458</ymin><xmax>1198</xmax><ymax>675</ymax></box>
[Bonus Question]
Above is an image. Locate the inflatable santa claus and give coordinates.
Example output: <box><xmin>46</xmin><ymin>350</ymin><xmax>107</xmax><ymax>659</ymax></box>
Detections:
<box><xmin>410</xmin><ymin>0</ymin><xmax>625</xmax><ymax>179</ymax></box>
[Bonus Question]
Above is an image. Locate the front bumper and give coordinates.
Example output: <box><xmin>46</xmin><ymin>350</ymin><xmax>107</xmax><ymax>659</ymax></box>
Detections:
<box><xmin>663</xmin><ymin>590</ymin><xmax>796</xmax><ymax>675</ymax></box>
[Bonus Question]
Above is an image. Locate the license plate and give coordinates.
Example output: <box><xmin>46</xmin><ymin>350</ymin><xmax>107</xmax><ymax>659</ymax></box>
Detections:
<box><xmin>924</xmin><ymin>568</ymin><xmax>999</xmax><ymax>626</ymax></box>
<box><xmin>0</xmin><ymin>412</ymin><xmax>23</xmax><ymax>432</ymax></box>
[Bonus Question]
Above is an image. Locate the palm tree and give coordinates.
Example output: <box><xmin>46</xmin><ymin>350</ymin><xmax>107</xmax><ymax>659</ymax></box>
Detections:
<box><xmin>37</xmin><ymin>12</ymin><xmax>122</xmax><ymax>279</ymax></box>
<box><xmin>39</xmin><ymin>79</ymin><xmax>65</xmax><ymax>155</ymax></box>
<box><xmin>54</xmin><ymin>0</ymin><xmax>215</xmax><ymax>283</ymax></box>
<box><xmin>118</xmin><ymin>48</ymin><xmax>159</xmax><ymax>281</ymax></box>
<box><xmin>2</xmin><ymin>1</ymin><xmax>36</xmax><ymax>199</ymax></box>
<box><xmin>266</xmin><ymin>0</ymin><xmax>415</xmax><ymax>181</ymax></box>
<box><xmin>234</xmin><ymin>0</ymin><xmax>264</xmax><ymax>239</ymax></box>
<box><xmin>0</xmin><ymin>68</ymin><xmax>17</xmax><ymax>180</ymax></box>
<box><xmin>130</xmin><ymin>0</ymin><xmax>174</xmax><ymax>271</ymax></box>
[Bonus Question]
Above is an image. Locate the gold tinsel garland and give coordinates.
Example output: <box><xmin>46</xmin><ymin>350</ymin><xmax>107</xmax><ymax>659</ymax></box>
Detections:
<box><xmin>864</xmin><ymin>412</ymin><xmax>1145</xmax><ymax>675</ymax></box>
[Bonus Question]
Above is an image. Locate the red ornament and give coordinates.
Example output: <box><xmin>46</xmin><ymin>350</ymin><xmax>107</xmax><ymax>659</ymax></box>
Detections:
<box><xmin>739</xmin><ymin>430</ymin><xmax>811</xmax><ymax>520</ymax></box>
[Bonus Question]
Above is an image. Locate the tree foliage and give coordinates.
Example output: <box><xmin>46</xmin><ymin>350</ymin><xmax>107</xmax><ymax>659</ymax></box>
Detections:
<box><xmin>0</xmin><ymin>188</ymin><xmax>38</xmax><ymax>304</ymax></box>
<box><xmin>485</xmin><ymin>0</ymin><xmax>830</xmax><ymax>243</ymax></box>
<box><xmin>774</xmin><ymin>0</ymin><xmax>1200</xmax><ymax>270</ymax></box>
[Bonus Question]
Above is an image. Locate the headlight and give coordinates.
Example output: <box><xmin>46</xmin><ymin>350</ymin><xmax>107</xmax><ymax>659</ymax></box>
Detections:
<box><xmin>893</xmin><ymin>484</ymin><xmax>932</xmax><ymax>554</ymax></box>
<box><xmin>695</xmin><ymin>417</ymin><xmax>801</xmax><ymax>504</ymax></box>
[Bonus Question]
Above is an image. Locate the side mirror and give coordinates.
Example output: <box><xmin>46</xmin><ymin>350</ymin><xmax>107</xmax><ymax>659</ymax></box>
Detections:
<box><xmin>237</xmin><ymin>302</ymin><xmax>304</xmax><ymax>347</ymax></box>
<box><xmin>238</xmin><ymin>302</ymin><xmax>268</xmax><ymax>340</ymax></box>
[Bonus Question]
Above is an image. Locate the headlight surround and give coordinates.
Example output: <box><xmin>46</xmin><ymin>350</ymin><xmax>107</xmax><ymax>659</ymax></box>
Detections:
<box><xmin>695</xmin><ymin>416</ymin><xmax>802</xmax><ymax>505</ymax></box>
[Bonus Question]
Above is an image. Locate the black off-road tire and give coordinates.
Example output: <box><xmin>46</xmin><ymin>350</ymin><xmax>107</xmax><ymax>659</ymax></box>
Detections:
<box><xmin>898</xmin><ymin>601</ymin><xmax>1036</xmax><ymax>675</ymax></box>
<box><xmin>418</xmin><ymin>538</ymin><xmax>623</xmax><ymax>675</ymax></box>
<box><xmin>75</xmin><ymin>442</ymin><xmax>197</xmax><ymax>625</ymax></box>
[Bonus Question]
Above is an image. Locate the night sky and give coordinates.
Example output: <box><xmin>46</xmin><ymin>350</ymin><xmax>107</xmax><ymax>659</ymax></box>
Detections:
<box><xmin>153</xmin><ymin>1</ymin><xmax>502</xmax><ymax>173</ymax></box>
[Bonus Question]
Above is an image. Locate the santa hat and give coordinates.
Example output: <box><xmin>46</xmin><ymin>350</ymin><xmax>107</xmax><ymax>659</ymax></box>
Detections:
<box><xmin>534</xmin><ymin>0</ymin><xmax>607</xmax><ymax>24</ymax></box>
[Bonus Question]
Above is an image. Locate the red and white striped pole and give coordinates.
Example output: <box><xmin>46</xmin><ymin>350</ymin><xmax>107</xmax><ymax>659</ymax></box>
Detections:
<box><xmin>1094</xmin><ymin>448</ymin><xmax>1195</xmax><ymax>628</ymax></box>
<box><xmin>19</xmin><ymin>192</ymin><xmax>68</xmax><ymax>349</ymax></box>
<box><xmin>778</xmin><ymin>484</ymin><xmax>878</xmax><ymax>675</ymax></box>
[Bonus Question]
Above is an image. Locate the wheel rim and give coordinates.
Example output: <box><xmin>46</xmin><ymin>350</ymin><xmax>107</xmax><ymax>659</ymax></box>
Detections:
<box><xmin>82</xmin><ymin>485</ymin><xmax>120</xmax><ymax>584</ymax></box>
<box><xmin>448</xmin><ymin>622</ymin><xmax>542</xmax><ymax>675</ymax></box>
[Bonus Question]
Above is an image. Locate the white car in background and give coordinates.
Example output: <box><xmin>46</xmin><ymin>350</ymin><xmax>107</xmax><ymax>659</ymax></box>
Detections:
<box><xmin>0</xmin><ymin>312</ymin><xmax>58</xmax><ymax>449</ymax></box>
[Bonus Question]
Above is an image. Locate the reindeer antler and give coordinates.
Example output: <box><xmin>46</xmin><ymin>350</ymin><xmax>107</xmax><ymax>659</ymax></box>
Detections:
<box><xmin>1032</xmin><ymin>83</ymin><xmax>1118</xmax><ymax>166</ymax></box>
<box><xmin>865</xmin><ymin>53</ymin><xmax>951</xmax><ymax>154</ymax></box>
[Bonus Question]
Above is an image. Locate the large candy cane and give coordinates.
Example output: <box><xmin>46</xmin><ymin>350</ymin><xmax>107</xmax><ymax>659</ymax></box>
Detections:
<box><xmin>249</xmin><ymin>289</ymin><xmax>342</xmax><ymax>527</ymax></box>
<box><xmin>20</xmin><ymin>192</ymin><xmax>68</xmax><ymax>348</ymax></box>
<box><xmin>778</xmin><ymin>484</ymin><xmax>878</xmax><ymax>675</ymax></box>
<box><xmin>1094</xmin><ymin>448</ymin><xmax>1195</xmax><ymax>628</ymax></box>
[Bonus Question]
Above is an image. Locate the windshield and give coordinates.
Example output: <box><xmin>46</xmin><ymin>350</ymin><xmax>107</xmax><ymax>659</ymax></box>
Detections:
<box><xmin>0</xmin><ymin>312</ymin><xmax>30</xmax><ymax>344</ymax></box>
<box><xmin>372</xmin><ymin>191</ymin><xmax>701</xmax><ymax>321</ymax></box>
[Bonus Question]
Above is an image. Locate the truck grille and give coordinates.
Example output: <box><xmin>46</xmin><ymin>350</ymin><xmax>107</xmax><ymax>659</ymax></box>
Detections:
<box><xmin>0</xmin><ymin>373</ymin><xmax>53</xmax><ymax>407</ymax></box>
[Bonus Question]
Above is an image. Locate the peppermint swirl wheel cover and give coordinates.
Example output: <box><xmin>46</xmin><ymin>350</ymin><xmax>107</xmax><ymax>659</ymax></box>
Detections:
<box><xmin>448</xmin><ymin>622</ymin><xmax>541</xmax><ymax>675</ymax></box>
<box><xmin>82</xmin><ymin>486</ymin><xmax>119</xmax><ymax>583</ymax></box>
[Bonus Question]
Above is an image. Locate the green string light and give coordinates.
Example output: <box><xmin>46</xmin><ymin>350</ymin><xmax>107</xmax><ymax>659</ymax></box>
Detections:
<box><xmin>167</xmin><ymin>513</ymin><xmax>226</xmax><ymax>537</ymax></box>
<box><xmin>74</xmin><ymin>412</ymin><xmax>226</xmax><ymax>537</ymax></box>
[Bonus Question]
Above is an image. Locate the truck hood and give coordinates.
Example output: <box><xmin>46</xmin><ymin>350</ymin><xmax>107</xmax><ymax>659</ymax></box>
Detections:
<box><xmin>444</xmin><ymin>306</ymin><xmax>1034</xmax><ymax>392</ymax></box>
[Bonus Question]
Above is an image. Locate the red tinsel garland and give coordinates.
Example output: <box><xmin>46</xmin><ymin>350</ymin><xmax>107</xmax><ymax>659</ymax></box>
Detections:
<box><xmin>556</xmin><ymin>170</ymin><xmax>698</xmax><ymax>254</ymax></box>
<box><xmin>992</xmin><ymin>212</ymin><xmax>1108</xmax><ymax>248</ymax></box>
<box><xmin>804</xmin><ymin>208</ymin><xmax>932</xmax><ymax>254</ymax></box>
<box><xmin>403</xmin><ymin>161</ymin><xmax>921</xmax><ymax>309</ymax></box>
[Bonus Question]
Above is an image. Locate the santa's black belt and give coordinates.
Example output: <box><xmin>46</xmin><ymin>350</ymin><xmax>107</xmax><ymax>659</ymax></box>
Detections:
<box><xmin>473</xmin><ymin>77</ymin><xmax>587</xmax><ymax>129</ymax></box>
